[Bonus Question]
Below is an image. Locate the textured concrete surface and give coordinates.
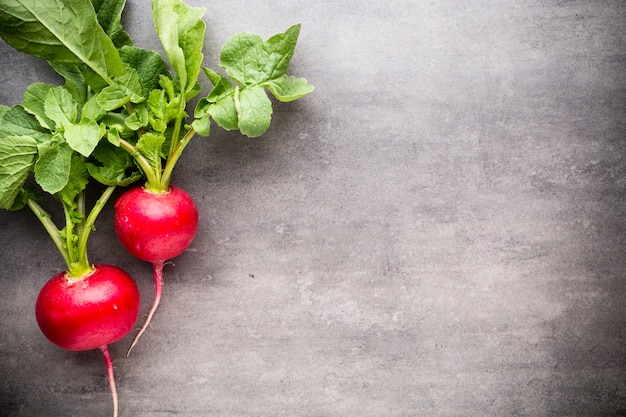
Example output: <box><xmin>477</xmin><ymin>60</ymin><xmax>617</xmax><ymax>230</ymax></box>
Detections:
<box><xmin>1</xmin><ymin>1</ymin><xmax>625</xmax><ymax>416</ymax></box>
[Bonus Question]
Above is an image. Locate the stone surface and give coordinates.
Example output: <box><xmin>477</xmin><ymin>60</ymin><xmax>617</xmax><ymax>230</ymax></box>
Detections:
<box><xmin>1</xmin><ymin>1</ymin><xmax>625</xmax><ymax>416</ymax></box>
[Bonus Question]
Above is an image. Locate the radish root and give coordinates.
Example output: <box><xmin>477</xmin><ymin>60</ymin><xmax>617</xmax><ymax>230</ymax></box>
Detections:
<box><xmin>127</xmin><ymin>260</ymin><xmax>164</xmax><ymax>356</ymax></box>
<box><xmin>100</xmin><ymin>345</ymin><xmax>118</xmax><ymax>417</ymax></box>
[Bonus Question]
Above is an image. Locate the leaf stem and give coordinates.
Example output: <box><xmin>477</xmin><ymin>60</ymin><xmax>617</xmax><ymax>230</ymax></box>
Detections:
<box><xmin>26</xmin><ymin>198</ymin><xmax>72</xmax><ymax>270</ymax></box>
<box><xmin>76</xmin><ymin>185</ymin><xmax>117</xmax><ymax>269</ymax></box>
<box><xmin>119</xmin><ymin>138</ymin><xmax>159</xmax><ymax>188</ymax></box>
<box><xmin>161</xmin><ymin>127</ymin><xmax>197</xmax><ymax>189</ymax></box>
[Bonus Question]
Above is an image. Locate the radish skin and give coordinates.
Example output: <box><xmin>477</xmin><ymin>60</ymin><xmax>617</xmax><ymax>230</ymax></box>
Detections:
<box><xmin>114</xmin><ymin>186</ymin><xmax>198</xmax><ymax>353</ymax></box>
<box><xmin>35</xmin><ymin>265</ymin><xmax>140</xmax><ymax>417</ymax></box>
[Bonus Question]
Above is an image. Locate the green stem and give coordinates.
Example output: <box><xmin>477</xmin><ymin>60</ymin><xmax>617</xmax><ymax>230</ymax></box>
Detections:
<box><xmin>76</xmin><ymin>185</ymin><xmax>117</xmax><ymax>269</ymax></box>
<box><xmin>168</xmin><ymin>99</ymin><xmax>187</xmax><ymax>157</ymax></box>
<box><xmin>26</xmin><ymin>198</ymin><xmax>72</xmax><ymax>270</ymax></box>
<box><xmin>62</xmin><ymin>203</ymin><xmax>77</xmax><ymax>266</ymax></box>
<box><xmin>119</xmin><ymin>138</ymin><xmax>159</xmax><ymax>189</ymax></box>
<box><xmin>161</xmin><ymin>127</ymin><xmax>197</xmax><ymax>189</ymax></box>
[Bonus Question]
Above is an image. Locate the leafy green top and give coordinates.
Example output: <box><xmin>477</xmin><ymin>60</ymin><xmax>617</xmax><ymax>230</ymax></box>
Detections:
<box><xmin>0</xmin><ymin>0</ymin><xmax>313</xmax><ymax>275</ymax></box>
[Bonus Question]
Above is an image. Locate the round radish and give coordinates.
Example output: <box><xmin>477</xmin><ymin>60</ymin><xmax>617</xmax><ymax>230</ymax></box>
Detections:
<box><xmin>35</xmin><ymin>264</ymin><xmax>140</xmax><ymax>417</ymax></box>
<box><xmin>113</xmin><ymin>185</ymin><xmax>198</xmax><ymax>354</ymax></box>
<box><xmin>114</xmin><ymin>185</ymin><xmax>198</xmax><ymax>262</ymax></box>
<box><xmin>36</xmin><ymin>264</ymin><xmax>140</xmax><ymax>351</ymax></box>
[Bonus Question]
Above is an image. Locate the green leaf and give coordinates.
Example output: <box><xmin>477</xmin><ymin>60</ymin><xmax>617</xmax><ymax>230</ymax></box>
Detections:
<box><xmin>0</xmin><ymin>0</ymin><xmax>124</xmax><ymax>85</ymax></box>
<box><xmin>191</xmin><ymin>114</ymin><xmax>210</xmax><ymax>136</ymax></box>
<box><xmin>64</xmin><ymin>120</ymin><xmax>104</xmax><ymax>157</ymax></box>
<box><xmin>235</xmin><ymin>85</ymin><xmax>272</xmax><ymax>138</ymax></box>
<box><xmin>220</xmin><ymin>24</ymin><xmax>301</xmax><ymax>88</ymax></box>
<box><xmin>44</xmin><ymin>87</ymin><xmax>78</xmax><ymax>129</ymax></box>
<box><xmin>125</xmin><ymin>104</ymin><xmax>149</xmax><ymax>130</ymax></box>
<box><xmin>49</xmin><ymin>62</ymin><xmax>91</xmax><ymax>104</ymax></box>
<box><xmin>205</xmin><ymin>96</ymin><xmax>238</xmax><ymax>131</ymax></box>
<box><xmin>0</xmin><ymin>105</ymin><xmax>8</xmax><ymax>120</ymax></box>
<box><xmin>264</xmin><ymin>75</ymin><xmax>314</xmax><ymax>102</ymax></box>
<box><xmin>86</xmin><ymin>142</ymin><xmax>141</xmax><ymax>186</ymax></box>
<box><xmin>92</xmin><ymin>0</ymin><xmax>133</xmax><ymax>48</ymax></box>
<box><xmin>22</xmin><ymin>82</ymin><xmax>56</xmax><ymax>130</ymax></box>
<box><xmin>119</xmin><ymin>45</ymin><xmax>171</xmax><ymax>96</ymax></box>
<box><xmin>0</xmin><ymin>105</ymin><xmax>51</xmax><ymax>143</ymax></box>
<box><xmin>57</xmin><ymin>153</ymin><xmax>88</xmax><ymax>206</ymax></box>
<box><xmin>135</xmin><ymin>132</ymin><xmax>165</xmax><ymax>178</ymax></box>
<box><xmin>203</xmin><ymin>68</ymin><xmax>235</xmax><ymax>103</ymax></box>
<box><xmin>81</xmin><ymin>95</ymin><xmax>107</xmax><ymax>122</ymax></box>
<box><xmin>96</xmin><ymin>66</ymin><xmax>144</xmax><ymax>110</ymax></box>
<box><xmin>152</xmin><ymin>0</ymin><xmax>206</xmax><ymax>96</ymax></box>
<box><xmin>0</xmin><ymin>135</ymin><xmax>38</xmax><ymax>210</ymax></box>
<box><xmin>34</xmin><ymin>134</ymin><xmax>73</xmax><ymax>194</ymax></box>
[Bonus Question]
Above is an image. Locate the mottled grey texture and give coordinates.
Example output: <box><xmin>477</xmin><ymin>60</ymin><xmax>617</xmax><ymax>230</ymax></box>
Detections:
<box><xmin>1</xmin><ymin>1</ymin><xmax>625</xmax><ymax>416</ymax></box>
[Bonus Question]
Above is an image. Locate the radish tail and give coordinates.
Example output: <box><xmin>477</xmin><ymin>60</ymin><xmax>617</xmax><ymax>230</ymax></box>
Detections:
<box><xmin>100</xmin><ymin>345</ymin><xmax>119</xmax><ymax>417</ymax></box>
<box><xmin>127</xmin><ymin>260</ymin><xmax>164</xmax><ymax>356</ymax></box>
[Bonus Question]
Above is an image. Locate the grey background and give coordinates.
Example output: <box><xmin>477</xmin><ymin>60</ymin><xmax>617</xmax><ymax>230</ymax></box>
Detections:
<box><xmin>1</xmin><ymin>0</ymin><xmax>625</xmax><ymax>416</ymax></box>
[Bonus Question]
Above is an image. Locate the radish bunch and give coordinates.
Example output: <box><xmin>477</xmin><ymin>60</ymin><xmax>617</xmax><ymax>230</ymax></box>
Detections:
<box><xmin>0</xmin><ymin>0</ymin><xmax>312</xmax><ymax>414</ymax></box>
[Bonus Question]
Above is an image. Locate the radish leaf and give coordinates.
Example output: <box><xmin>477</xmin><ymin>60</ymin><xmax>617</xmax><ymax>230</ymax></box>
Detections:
<box><xmin>0</xmin><ymin>135</ymin><xmax>38</xmax><ymax>210</ymax></box>
<box><xmin>34</xmin><ymin>134</ymin><xmax>73</xmax><ymax>194</ymax></box>
<box><xmin>235</xmin><ymin>86</ymin><xmax>272</xmax><ymax>138</ymax></box>
<box><xmin>23</xmin><ymin>83</ymin><xmax>56</xmax><ymax>130</ymax></box>
<box><xmin>0</xmin><ymin>0</ymin><xmax>124</xmax><ymax>85</ymax></box>
<box><xmin>44</xmin><ymin>87</ymin><xmax>78</xmax><ymax>129</ymax></box>
<box><xmin>0</xmin><ymin>105</ymin><xmax>51</xmax><ymax>143</ymax></box>
<box><xmin>152</xmin><ymin>0</ymin><xmax>205</xmax><ymax>98</ymax></box>
<box><xmin>87</xmin><ymin>143</ymin><xmax>141</xmax><ymax>186</ymax></box>
<box><xmin>64</xmin><ymin>121</ymin><xmax>105</xmax><ymax>157</ymax></box>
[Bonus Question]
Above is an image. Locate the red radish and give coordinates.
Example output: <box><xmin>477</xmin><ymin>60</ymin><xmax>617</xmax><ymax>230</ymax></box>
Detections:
<box><xmin>114</xmin><ymin>185</ymin><xmax>198</xmax><ymax>262</ymax></box>
<box><xmin>36</xmin><ymin>264</ymin><xmax>140</xmax><ymax>417</ymax></box>
<box><xmin>114</xmin><ymin>185</ymin><xmax>198</xmax><ymax>354</ymax></box>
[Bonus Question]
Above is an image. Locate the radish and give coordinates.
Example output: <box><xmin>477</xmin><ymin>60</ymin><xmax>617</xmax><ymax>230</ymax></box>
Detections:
<box><xmin>114</xmin><ymin>185</ymin><xmax>198</xmax><ymax>354</ymax></box>
<box><xmin>110</xmin><ymin>1</ymin><xmax>313</xmax><ymax>355</ymax></box>
<box><xmin>36</xmin><ymin>265</ymin><xmax>140</xmax><ymax>417</ymax></box>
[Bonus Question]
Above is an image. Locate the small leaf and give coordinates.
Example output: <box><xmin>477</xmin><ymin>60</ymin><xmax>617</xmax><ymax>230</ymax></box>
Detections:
<box><xmin>34</xmin><ymin>134</ymin><xmax>73</xmax><ymax>194</ymax></box>
<box><xmin>235</xmin><ymin>85</ymin><xmax>272</xmax><ymax>138</ymax></box>
<box><xmin>64</xmin><ymin>120</ymin><xmax>104</xmax><ymax>157</ymax></box>
<box><xmin>135</xmin><ymin>132</ymin><xmax>165</xmax><ymax>177</ymax></box>
<box><xmin>44</xmin><ymin>87</ymin><xmax>78</xmax><ymax>128</ymax></box>
<box><xmin>81</xmin><ymin>95</ymin><xmax>107</xmax><ymax>122</ymax></box>
<box><xmin>119</xmin><ymin>45</ymin><xmax>171</xmax><ymax>96</ymax></box>
<box><xmin>93</xmin><ymin>0</ymin><xmax>134</xmax><ymax>48</ymax></box>
<box><xmin>191</xmin><ymin>115</ymin><xmax>211</xmax><ymax>136</ymax></box>
<box><xmin>264</xmin><ymin>75</ymin><xmax>314</xmax><ymax>102</ymax></box>
<box><xmin>125</xmin><ymin>104</ymin><xmax>149</xmax><ymax>130</ymax></box>
<box><xmin>0</xmin><ymin>135</ymin><xmax>38</xmax><ymax>210</ymax></box>
<box><xmin>22</xmin><ymin>83</ymin><xmax>56</xmax><ymax>130</ymax></box>
<box><xmin>86</xmin><ymin>142</ymin><xmax>141</xmax><ymax>186</ymax></box>
<box><xmin>58</xmin><ymin>153</ymin><xmax>88</xmax><ymax>206</ymax></box>
<box><xmin>207</xmin><ymin>96</ymin><xmax>238</xmax><ymax>131</ymax></box>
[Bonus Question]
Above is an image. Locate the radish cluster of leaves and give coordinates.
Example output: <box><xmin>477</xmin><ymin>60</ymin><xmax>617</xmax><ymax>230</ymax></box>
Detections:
<box><xmin>0</xmin><ymin>0</ymin><xmax>313</xmax><ymax>275</ymax></box>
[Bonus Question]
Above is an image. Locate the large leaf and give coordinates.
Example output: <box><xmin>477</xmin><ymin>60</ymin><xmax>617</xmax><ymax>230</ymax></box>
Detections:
<box><xmin>0</xmin><ymin>105</ymin><xmax>51</xmax><ymax>143</ymax></box>
<box><xmin>0</xmin><ymin>135</ymin><xmax>38</xmax><ymax>210</ymax></box>
<box><xmin>220</xmin><ymin>24</ymin><xmax>301</xmax><ymax>87</ymax></box>
<box><xmin>0</xmin><ymin>0</ymin><xmax>124</xmax><ymax>84</ymax></box>
<box><xmin>152</xmin><ymin>0</ymin><xmax>205</xmax><ymax>96</ymax></box>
